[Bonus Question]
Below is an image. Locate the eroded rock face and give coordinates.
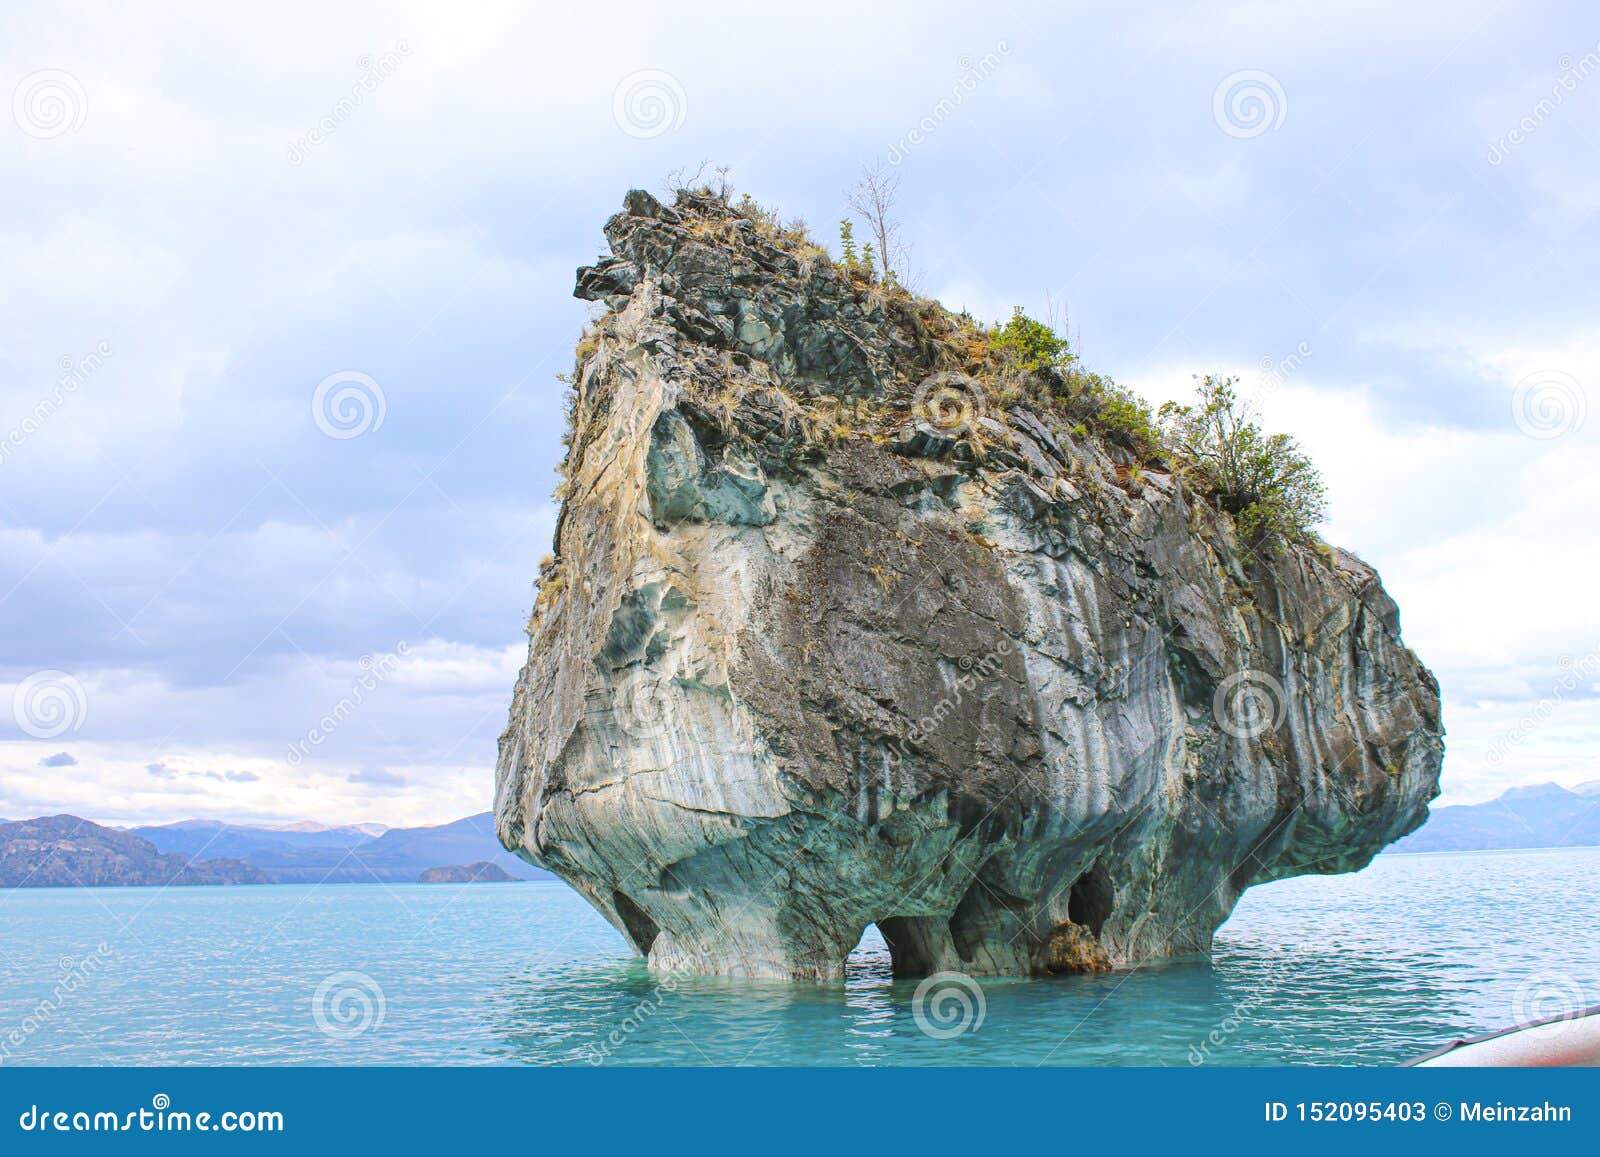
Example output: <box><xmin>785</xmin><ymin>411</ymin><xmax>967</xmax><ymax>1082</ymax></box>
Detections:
<box><xmin>495</xmin><ymin>189</ymin><xmax>1444</xmax><ymax>980</ymax></box>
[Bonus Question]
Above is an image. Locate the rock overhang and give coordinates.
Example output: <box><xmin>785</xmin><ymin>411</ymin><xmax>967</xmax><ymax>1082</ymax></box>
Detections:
<box><xmin>494</xmin><ymin>188</ymin><xmax>1444</xmax><ymax>980</ymax></box>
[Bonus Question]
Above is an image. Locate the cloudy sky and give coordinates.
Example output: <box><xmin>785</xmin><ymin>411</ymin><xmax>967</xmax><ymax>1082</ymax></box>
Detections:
<box><xmin>1</xmin><ymin>1</ymin><xmax>1596</xmax><ymax>826</ymax></box>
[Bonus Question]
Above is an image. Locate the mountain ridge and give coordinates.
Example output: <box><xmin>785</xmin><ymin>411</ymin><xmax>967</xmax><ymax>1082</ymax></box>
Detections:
<box><xmin>0</xmin><ymin>815</ymin><xmax>267</xmax><ymax>887</ymax></box>
<box><xmin>2</xmin><ymin>811</ymin><xmax>548</xmax><ymax>886</ymax></box>
<box><xmin>131</xmin><ymin>811</ymin><xmax>546</xmax><ymax>882</ymax></box>
<box><xmin>1388</xmin><ymin>781</ymin><xmax>1600</xmax><ymax>853</ymax></box>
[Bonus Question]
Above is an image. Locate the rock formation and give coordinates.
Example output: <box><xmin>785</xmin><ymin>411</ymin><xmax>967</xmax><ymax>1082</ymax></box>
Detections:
<box><xmin>495</xmin><ymin>188</ymin><xmax>1444</xmax><ymax>980</ymax></box>
<box><xmin>416</xmin><ymin>861</ymin><xmax>518</xmax><ymax>883</ymax></box>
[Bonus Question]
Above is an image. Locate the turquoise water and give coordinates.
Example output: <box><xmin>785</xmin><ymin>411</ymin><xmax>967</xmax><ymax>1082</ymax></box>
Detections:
<box><xmin>1</xmin><ymin>847</ymin><xmax>1595</xmax><ymax>1066</ymax></box>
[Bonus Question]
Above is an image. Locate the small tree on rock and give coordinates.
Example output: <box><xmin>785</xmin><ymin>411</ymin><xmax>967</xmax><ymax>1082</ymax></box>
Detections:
<box><xmin>847</xmin><ymin>162</ymin><xmax>909</xmax><ymax>286</ymax></box>
<box><xmin>991</xmin><ymin>307</ymin><xmax>1074</xmax><ymax>378</ymax></box>
<box><xmin>838</xmin><ymin>218</ymin><xmax>858</xmax><ymax>270</ymax></box>
<box><xmin>1158</xmin><ymin>375</ymin><xmax>1326</xmax><ymax>552</ymax></box>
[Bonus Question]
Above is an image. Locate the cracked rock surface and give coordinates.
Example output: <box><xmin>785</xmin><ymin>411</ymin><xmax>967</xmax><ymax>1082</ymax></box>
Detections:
<box><xmin>495</xmin><ymin>189</ymin><xmax>1444</xmax><ymax>980</ymax></box>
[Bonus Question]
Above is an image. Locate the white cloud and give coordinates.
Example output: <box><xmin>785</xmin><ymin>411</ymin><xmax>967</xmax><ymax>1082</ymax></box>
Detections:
<box><xmin>0</xmin><ymin>743</ymin><xmax>487</xmax><ymax>828</ymax></box>
<box><xmin>3</xmin><ymin>0</ymin><xmax>1596</xmax><ymax>824</ymax></box>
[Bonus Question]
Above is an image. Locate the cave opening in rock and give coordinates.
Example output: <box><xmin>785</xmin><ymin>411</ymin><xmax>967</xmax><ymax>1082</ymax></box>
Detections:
<box><xmin>845</xmin><ymin>923</ymin><xmax>894</xmax><ymax>982</ymax></box>
<box><xmin>611</xmin><ymin>889</ymin><xmax>660</xmax><ymax>955</ymax></box>
<box><xmin>1067</xmin><ymin>865</ymin><xmax>1113</xmax><ymax>937</ymax></box>
<box><xmin>872</xmin><ymin>915</ymin><xmax>952</xmax><ymax>978</ymax></box>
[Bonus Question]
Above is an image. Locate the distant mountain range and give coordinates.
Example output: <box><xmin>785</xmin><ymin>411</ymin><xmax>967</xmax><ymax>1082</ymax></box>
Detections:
<box><xmin>264</xmin><ymin>820</ymin><xmax>389</xmax><ymax>837</ymax></box>
<box><xmin>129</xmin><ymin>812</ymin><xmax>546</xmax><ymax>883</ymax></box>
<box><xmin>0</xmin><ymin>816</ymin><xmax>266</xmax><ymax>887</ymax></box>
<box><xmin>6</xmin><ymin>779</ymin><xmax>1596</xmax><ymax>887</ymax></box>
<box><xmin>1388</xmin><ymin>781</ymin><xmax>1600</xmax><ymax>854</ymax></box>
<box><xmin>0</xmin><ymin>812</ymin><xmax>548</xmax><ymax>887</ymax></box>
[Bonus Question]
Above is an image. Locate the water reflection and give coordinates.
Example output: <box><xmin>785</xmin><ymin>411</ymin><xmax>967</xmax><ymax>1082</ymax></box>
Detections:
<box><xmin>490</xmin><ymin>911</ymin><xmax>1479</xmax><ymax>1066</ymax></box>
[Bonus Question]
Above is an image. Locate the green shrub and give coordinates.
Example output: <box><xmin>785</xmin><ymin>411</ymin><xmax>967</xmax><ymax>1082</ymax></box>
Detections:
<box><xmin>1158</xmin><ymin>374</ymin><xmax>1326</xmax><ymax>550</ymax></box>
<box><xmin>1094</xmin><ymin>387</ymin><xmax>1161</xmax><ymax>456</ymax></box>
<box><xmin>991</xmin><ymin>307</ymin><xmax>1074</xmax><ymax>377</ymax></box>
<box><xmin>838</xmin><ymin>219</ymin><xmax>858</xmax><ymax>268</ymax></box>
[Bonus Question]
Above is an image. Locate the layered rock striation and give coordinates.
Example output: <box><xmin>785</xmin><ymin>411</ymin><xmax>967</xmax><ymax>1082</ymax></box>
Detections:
<box><xmin>495</xmin><ymin>189</ymin><xmax>1444</xmax><ymax>980</ymax></box>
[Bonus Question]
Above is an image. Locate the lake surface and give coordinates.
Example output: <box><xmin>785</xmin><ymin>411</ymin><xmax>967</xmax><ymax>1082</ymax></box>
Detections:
<box><xmin>2</xmin><ymin>847</ymin><xmax>1596</xmax><ymax>1066</ymax></box>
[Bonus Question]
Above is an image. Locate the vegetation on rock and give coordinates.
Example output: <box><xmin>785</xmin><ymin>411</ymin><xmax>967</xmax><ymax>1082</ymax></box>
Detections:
<box><xmin>1157</xmin><ymin>374</ymin><xmax>1327</xmax><ymax>552</ymax></box>
<box><xmin>548</xmin><ymin>179</ymin><xmax>1328</xmax><ymax>588</ymax></box>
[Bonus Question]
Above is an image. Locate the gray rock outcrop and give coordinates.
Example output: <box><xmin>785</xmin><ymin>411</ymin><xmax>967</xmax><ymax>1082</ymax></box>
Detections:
<box><xmin>495</xmin><ymin>189</ymin><xmax>1444</xmax><ymax>980</ymax></box>
<box><xmin>416</xmin><ymin>861</ymin><xmax>517</xmax><ymax>883</ymax></box>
